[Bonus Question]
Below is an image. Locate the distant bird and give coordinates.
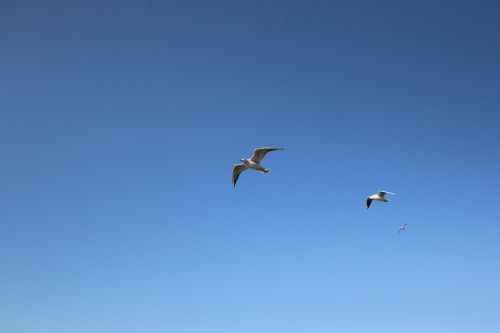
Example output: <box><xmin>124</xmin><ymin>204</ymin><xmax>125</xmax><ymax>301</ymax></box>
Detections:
<box><xmin>232</xmin><ymin>147</ymin><xmax>284</xmax><ymax>187</ymax></box>
<box><xmin>366</xmin><ymin>190</ymin><xmax>396</xmax><ymax>209</ymax></box>
<box><xmin>398</xmin><ymin>223</ymin><xmax>408</xmax><ymax>234</ymax></box>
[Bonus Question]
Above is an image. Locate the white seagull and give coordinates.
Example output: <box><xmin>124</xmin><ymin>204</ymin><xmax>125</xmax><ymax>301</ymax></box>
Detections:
<box><xmin>398</xmin><ymin>223</ymin><xmax>408</xmax><ymax>234</ymax></box>
<box><xmin>366</xmin><ymin>190</ymin><xmax>396</xmax><ymax>209</ymax></box>
<box><xmin>232</xmin><ymin>147</ymin><xmax>284</xmax><ymax>187</ymax></box>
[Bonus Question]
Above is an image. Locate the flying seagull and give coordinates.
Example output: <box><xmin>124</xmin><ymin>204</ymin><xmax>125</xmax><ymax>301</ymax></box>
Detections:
<box><xmin>398</xmin><ymin>223</ymin><xmax>408</xmax><ymax>234</ymax></box>
<box><xmin>232</xmin><ymin>147</ymin><xmax>284</xmax><ymax>187</ymax></box>
<box><xmin>366</xmin><ymin>190</ymin><xmax>396</xmax><ymax>209</ymax></box>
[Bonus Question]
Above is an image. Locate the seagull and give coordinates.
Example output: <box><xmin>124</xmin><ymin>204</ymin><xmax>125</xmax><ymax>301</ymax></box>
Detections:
<box><xmin>232</xmin><ymin>147</ymin><xmax>284</xmax><ymax>187</ymax></box>
<box><xmin>366</xmin><ymin>190</ymin><xmax>396</xmax><ymax>209</ymax></box>
<box><xmin>398</xmin><ymin>223</ymin><xmax>408</xmax><ymax>234</ymax></box>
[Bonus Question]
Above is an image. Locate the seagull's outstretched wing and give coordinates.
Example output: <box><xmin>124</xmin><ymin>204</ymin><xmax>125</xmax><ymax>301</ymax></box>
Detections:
<box><xmin>250</xmin><ymin>147</ymin><xmax>284</xmax><ymax>163</ymax></box>
<box><xmin>378</xmin><ymin>190</ymin><xmax>396</xmax><ymax>197</ymax></box>
<box><xmin>232</xmin><ymin>164</ymin><xmax>248</xmax><ymax>187</ymax></box>
<box><xmin>366</xmin><ymin>198</ymin><xmax>373</xmax><ymax>209</ymax></box>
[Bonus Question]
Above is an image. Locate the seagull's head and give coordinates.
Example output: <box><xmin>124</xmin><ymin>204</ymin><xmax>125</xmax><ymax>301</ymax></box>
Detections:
<box><xmin>240</xmin><ymin>158</ymin><xmax>247</xmax><ymax>162</ymax></box>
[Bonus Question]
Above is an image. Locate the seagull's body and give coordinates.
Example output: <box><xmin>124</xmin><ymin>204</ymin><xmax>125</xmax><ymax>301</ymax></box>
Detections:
<box><xmin>366</xmin><ymin>190</ymin><xmax>396</xmax><ymax>209</ymax></box>
<box><xmin>241</xmin><ymin>158</ymin><xmax>268</xmax><ymax>172</ymax></box>
<box><xmin>232</xmin><ymin>147</ymin><xmax>283</xmax><ymax>187</ymax></box>
<box><xmin>399</xmin><ymin>223</ymin><xmax>408</xmax><ymax>233</ymax></box>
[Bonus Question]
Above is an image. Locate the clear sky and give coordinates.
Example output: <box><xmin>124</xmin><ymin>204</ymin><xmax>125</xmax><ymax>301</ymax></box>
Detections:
<box><xmin>1</xmin><ymin>1</ymin><xmax>500</xmax><ymax>332</ymax></box>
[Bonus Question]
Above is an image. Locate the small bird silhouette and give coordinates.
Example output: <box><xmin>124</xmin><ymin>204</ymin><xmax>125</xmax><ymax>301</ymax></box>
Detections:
<box><xmin>232</xmin><ymin>147</ymin><xmax>284</xmax><ymax>187</ymax></box>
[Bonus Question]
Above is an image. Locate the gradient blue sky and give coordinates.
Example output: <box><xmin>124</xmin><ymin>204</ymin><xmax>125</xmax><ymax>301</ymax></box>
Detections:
<box><xmin>1</xmin><ymin>1</ymin><xmax>500</xmax><ymax>332</ymax></box>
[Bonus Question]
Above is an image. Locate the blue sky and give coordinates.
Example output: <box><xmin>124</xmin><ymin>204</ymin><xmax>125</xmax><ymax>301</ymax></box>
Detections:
<box><xmin>1</xmin><ymin>1</ymin><xmax>500</xmax><ymax>332</ymax></box>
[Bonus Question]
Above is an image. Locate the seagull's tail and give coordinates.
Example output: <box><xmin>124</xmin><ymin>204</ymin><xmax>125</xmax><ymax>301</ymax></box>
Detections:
<box><xmin>261</xmin><ymin>168</ymin><xmax>269</xmax><ymax>173</ymax></box>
